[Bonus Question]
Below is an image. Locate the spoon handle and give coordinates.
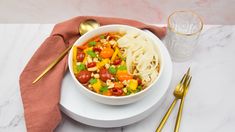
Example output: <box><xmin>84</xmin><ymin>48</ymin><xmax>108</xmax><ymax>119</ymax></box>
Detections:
<box><xmin>32</xmin><ymin>45</ymin><xmax>73</xmax><ymax>84</ymax></box>
<box><xmin>156</xmin><ymin>98</ymin><xmax>178</xmax><ymax>132</ymax></box>
<box><xmin>174</xmin><ymin>97</ymin><xmax>185</xmax><ymax>132</ymax></box>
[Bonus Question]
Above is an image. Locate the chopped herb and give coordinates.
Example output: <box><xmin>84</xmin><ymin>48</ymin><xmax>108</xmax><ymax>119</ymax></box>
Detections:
<box><xmin>118</xmin><ymin>65</ymin><xmax>127</xmax><ymax>71</ymax></box>
<box><xmin>125</xmin><ymin>87</ymin><xmax>132</xmax><ymax>95</ymax></box>
<box><xmin>136</xmin><ymin>86</ymin><xmax>142</xmax><ymax>92</ymax></box>
<box><xmin>88</xmin><ymin>41</ymin><xmax>96</xmax><ymax>46</ymax></box>
<box><xmin>108</xmin><ymin>67</ymin><xmax>117</xmax><ymax>74</ymax></box>
<box><xmin>99</xmin><ymin>85</ymin><xmax>108</xmax><ymax>93</ymax></box>
<box><xmin>77</xmin><ymin>63</ymin><xmax>85</xmax><ymax>71</ymax></box>
<box><xmin>89</xmin><ymin>78</ymin><xmax>97</xmax><ymax>85</ymax></box>
<box><xmin>87</xmin><ymin>50</ymin><xmax>96</xmax><ymax>58</ymax></box>
<box><xmin>100</xmin><ymin>35</ymin><xmax>105</xmax><ymax>39</ymax></box>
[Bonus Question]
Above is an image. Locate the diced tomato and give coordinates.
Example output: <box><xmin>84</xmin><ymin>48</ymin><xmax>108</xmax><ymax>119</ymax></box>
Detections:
<box><xmin>111</xmin><ymin>88</ymin><xmax>123</xmax><ymax>96</ymax></box>
<box><xmin>112</xmin><ymin>59</ymin><xmax>122</xmax><ymax>65</ymax></box>
<box><xmin>99</xmin><ymin>69</ymin><xmax>112</xmax><ymax>82</ymax></box>
<box><xmin>136</xmin><ymin>78</ymin><xmax>142</xmax><ymax>85</ymax></box>
<box><xmin>77</xmin><ymin>52</ymin><xmax>85</xmax><ymax>62</ymax></box>
<box><xmin>76</xmin><ymin>70</ymin><xmax>91</xmax><ymax>84</ymax></box>
<box><xmin>87</xmin><ymin>62</ymin><xmax>96</xmax><ymax>68</ymax></box>
<box><xmin>93</xmin><ymin>47</ymin><xmax>101</xmax><ymax>52</ymax></box>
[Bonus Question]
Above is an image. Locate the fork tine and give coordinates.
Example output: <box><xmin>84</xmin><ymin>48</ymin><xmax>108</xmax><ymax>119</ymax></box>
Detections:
<box><xmin>183</xmin><ymin>68</ymin><xmax>191</xmax><ymax>85</ymax></box>
<box><xmin>186</xmin><ymin>67</ymin><xmax>190</xmax><ymax>76</ymax></box>
<box><xmin>180</xmin><ymin>74</ymin><xmax>187</xmax><ymax>84</ymax></box>
<box><xmin>184</xmin><ymin>76</ymin><xmax>192</xmax><ymax>95</ymax></box>
<box><xmin>180</xmin><ymin>67</ymin><xmax>191</xmax><ymax>84</ymax></box>
<box><xmin>184</xmin><ymin>75</ymin><xmax>190</xmax><ymax>86</ymax></box>
<box><xmin>186</xmin><ymin>77</ymin><xmax>192</xmax><ymax>89</ymax></box>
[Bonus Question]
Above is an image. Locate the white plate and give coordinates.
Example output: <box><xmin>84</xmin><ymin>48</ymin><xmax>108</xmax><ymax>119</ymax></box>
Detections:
<box><xmin>60</xmin><ymin>30</ymin><xmax>172</xmax><ymax>128</ymax></box>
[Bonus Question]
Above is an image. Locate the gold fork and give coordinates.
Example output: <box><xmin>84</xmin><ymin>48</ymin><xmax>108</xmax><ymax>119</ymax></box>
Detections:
<box><xmin>156</xmin><ymin>68</ymin><xmax>190</xmax><ymax>132</ymax></box>
<box><xmin>174</xmin><ymin>76</ymin><xmax>192</xmax><ymax>132</ymax></box>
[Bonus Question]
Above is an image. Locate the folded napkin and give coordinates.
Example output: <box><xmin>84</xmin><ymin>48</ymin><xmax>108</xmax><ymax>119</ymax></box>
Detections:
<box><xmin>19</xmin><ymin>16</ymin><xmax>166</xmax><ymax>132</ymax></box>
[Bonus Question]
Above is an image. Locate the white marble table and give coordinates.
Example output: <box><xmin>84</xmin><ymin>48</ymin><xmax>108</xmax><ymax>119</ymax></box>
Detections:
<box><xmin>0</xmin><ymin>25</ymin><xmax>235</xmax><ymax>132</ymax></box>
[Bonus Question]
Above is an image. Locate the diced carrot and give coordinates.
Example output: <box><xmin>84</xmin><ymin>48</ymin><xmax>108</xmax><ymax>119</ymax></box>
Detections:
<box><xmin>100</xmin><ymin>48</ymin><xmax>114</xmax><ymax>58</ymax></box>
<box><xmin>93</xmin><ymin>37</ymin><xmax>101</xmax><ymax>42</ymax></box>
<box><xmin>116</xmin><ymin>70</ymin><xmax>133</xmax><ymax>82</ymax></box>
<box><xmin>114</xmin><ymin>82</ymin><xmax>124</xmax><ymax>89</ymax></box>
<box><xmin>103</xmin><ymin>89</ymin><xmax>112</xmax><ymax>96</ymax></box>
<box><xmin>77</xmin><ymin>45</ymin><xmax>88</xmax><ymax>50</ymax></box>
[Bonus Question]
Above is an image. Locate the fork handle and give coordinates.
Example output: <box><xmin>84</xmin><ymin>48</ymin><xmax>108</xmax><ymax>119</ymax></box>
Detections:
<box><xmin>156</xmin><ymin>98</ymin><xmax>178</xmax><ymax>132</ymax></box>
<box><xmin>174</xmin><ymin>97</ymin><xmax>185</xmax><ymax>132</ymax></box>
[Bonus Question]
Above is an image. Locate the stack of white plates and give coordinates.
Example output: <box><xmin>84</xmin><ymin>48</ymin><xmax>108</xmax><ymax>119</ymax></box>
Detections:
<box><xmin>60</xmin><ymin>30</ymin><xmax>172</xmax><ymax>128</ymax></box>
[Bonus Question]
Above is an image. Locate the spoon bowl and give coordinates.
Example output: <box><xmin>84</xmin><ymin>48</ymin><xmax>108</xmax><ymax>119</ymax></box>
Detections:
<box><xmin>79</xmin><ymin>19</ymin><xmax>100</xmax><ymax>35</ymax></box>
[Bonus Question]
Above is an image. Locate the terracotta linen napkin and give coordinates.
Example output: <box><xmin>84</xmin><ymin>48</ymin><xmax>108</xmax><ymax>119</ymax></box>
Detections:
<box><xmin>19</xmin><ymin>16</ymin><xmax>166</xmax><ymax>132</ymax></box>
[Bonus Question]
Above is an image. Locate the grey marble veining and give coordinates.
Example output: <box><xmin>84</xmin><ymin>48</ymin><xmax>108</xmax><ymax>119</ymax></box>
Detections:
<box><xmin>0</xmin><ymin>25</ymin><xmax>235</xmax><ymax>132</ymax></box>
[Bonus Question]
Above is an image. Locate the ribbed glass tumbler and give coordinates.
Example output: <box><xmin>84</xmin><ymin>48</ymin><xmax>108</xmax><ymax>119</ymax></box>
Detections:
<box><xmin>165</xmin><ymin>10</ymin><xmax>203</xmax><ymax>62</ymax></box>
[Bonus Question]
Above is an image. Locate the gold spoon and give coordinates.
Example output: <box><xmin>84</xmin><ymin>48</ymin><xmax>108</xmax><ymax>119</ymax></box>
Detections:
<box><xmin>156</xmin><ymin>68</ymin><xmax>190</xmax><ymax>132</ymax></box>
<box><xmin>32</xmin><ymin>19</ymin><xmax>100</xmax><ymax>84</ymax></box>
<box><xmin>79</xmin><ymin>19</ymin><xmax>100</xmax><ymax>35</ymax></box>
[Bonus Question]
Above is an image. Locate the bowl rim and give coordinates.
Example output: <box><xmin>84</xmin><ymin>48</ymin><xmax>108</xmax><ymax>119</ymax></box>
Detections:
<box><xmin>68</xmin><ymin>24</ymin><xmax>165</xmax><ymax>99</ymax></box>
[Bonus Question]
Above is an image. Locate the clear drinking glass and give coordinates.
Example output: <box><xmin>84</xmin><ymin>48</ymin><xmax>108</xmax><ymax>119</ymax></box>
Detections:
<box><xmin>165</xmin><ymin>10</ymin><xmax>203</xmax><ymax>62</ymax></box>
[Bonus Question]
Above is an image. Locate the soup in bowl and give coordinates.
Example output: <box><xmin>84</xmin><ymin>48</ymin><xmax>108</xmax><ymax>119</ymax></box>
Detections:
<box><xmin>68</xmin><ymin>25</ymin><xmax>164</xmax><ymax>105</ymax></box>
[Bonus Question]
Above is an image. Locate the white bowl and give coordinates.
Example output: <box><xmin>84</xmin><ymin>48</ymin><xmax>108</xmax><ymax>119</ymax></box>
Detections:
<box><xmin>68</xmin><ymin>25</ymin><xmax>164</xmax><ymax>105</ymax></box>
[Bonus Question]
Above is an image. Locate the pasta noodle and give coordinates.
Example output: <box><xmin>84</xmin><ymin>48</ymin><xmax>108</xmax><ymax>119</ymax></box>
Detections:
<box><xmin>117</xmin><ymin>30</ymin><xmax>159</xmax><ymax>86</ymax></box>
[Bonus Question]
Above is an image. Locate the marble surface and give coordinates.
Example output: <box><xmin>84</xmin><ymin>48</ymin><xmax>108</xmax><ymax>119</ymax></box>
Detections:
<box><xmin>0</xmin><ymin>24</ymin><xmax>235</xmax><ymax>132</ymax></box>
<box><xmin>0</xmin><ymin>0</ymin><xmax>234</xmax><ymax>24</ymax></box>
